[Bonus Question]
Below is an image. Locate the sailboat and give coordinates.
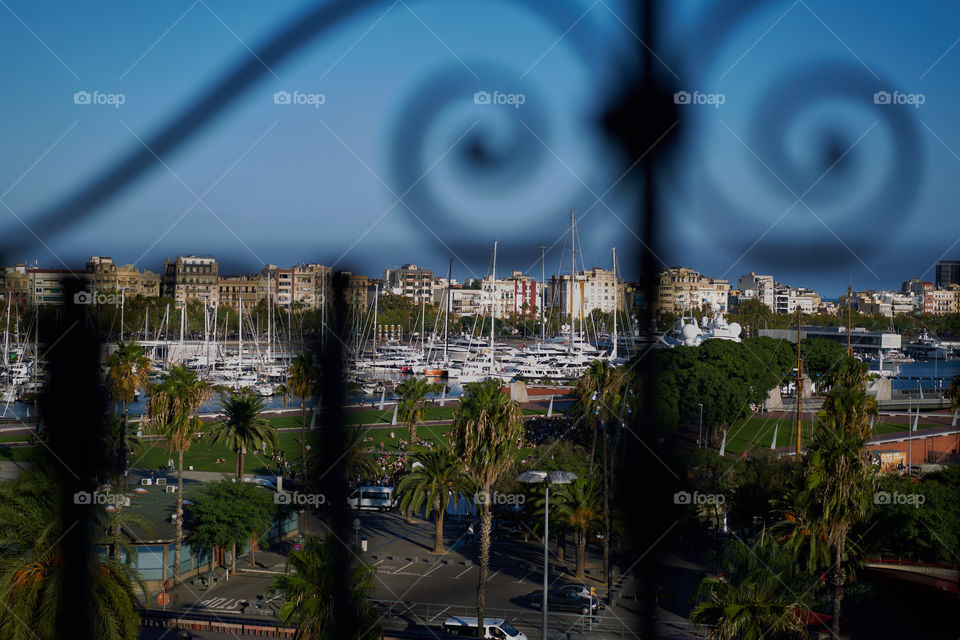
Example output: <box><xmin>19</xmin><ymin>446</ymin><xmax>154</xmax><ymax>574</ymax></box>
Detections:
<box><xmin>456</xmin><ymin>242</ymin><xmax>515</xmax><ymax>384</ymax></box>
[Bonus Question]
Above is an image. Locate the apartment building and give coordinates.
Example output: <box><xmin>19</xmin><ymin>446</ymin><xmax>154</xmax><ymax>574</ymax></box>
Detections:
<box><xmin>161</xmin><ymin>256</ymin><xmax>219</xmax><ymax>307</ymax></box>
<box><xmin>655</xmin><ymin>267</ymin><xmax>729</xmax><ymax>314</ymax></box>
<box><xmin>737</xmin><ymin>272</ymin><xmax>775</xmax><ymax>308</ymax></box>
<box><xmin>383</xmin><ymin>264</ymin><xmax>434</xmax><ymax>304</ymax></box>
<box><xmin>1</xmin><ymin>265</ymin><xmax>29</xmax><ymax>307</ymax></box>
<box><xmin>218</xmin><ymin>274</ymin><xmax>266</xmax><ymax>313</ymax></box>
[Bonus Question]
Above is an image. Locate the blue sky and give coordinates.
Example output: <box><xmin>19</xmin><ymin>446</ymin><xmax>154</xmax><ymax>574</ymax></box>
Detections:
<box><xmin>0</xmin><ymin>0</ymin><xmax>958</xmax><ymax>296</ymax></box>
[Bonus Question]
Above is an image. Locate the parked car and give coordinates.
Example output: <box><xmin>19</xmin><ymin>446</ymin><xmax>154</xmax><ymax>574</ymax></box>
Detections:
<box><xmin>552</xmin><ymin>583</ymin><xmax>591</xmax><ymax>599</ymax></box>
<box><xmin>440</xmin><ymin>616</ymin><xmax>527</xmax><ymax>639</ymax></box>
<box><xmin>528</xmin><ymin>589</ymin><xmax>601</xmax><ymax>615</ymax></box>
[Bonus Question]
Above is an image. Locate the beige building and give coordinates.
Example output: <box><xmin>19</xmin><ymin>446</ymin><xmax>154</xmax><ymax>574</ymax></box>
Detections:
<box><xmin>86</xmin><ymin>256</ymin><xmax>159</xmax><ymax>298</ymax></box>
<box><xmin>218</xmin><ymin>274</ymin><xmax>266</xmax><ymax>313</ymax></box>
<box><xmin>931</xmin><ymin>288</ymin><xmax>958</xmax><ymax>315</ymax></box>
<box><xmin>161</xmin><ymin>256</ymin><xmax>219</xmax><ymax>307</ymax></box>
<box><xmin>656</xmin><ymin>268</ymin><xmax>730</xmax><ymax>315</ymax></box>
<box><xmin>1</xmin><ymin>265</ymin><xmax>30</xmax><ymax>307</ymax></box>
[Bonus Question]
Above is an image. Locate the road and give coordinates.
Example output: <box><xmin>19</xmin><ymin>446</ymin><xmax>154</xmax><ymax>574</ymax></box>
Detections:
<box><xmin>140</xmin><ymin>509</ymin><xmax>652</xmax><ymax>639</ymax></box>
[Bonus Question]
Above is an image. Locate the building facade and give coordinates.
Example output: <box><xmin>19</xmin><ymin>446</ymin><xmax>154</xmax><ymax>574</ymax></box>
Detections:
<box><xmin>161</xmin><ymin>256</ymin><xmax>219</xmax><ymax>307</ymax></box>
<box><xmin>935</xmin><ymin>260</ymin><xmax>960</xmax><ymax>289</ymax></box>
<box><xmin>656</xmin><ymin>268</ymin><xmax>729</xmax><ymax>314</ymax></box>
<box><xmin>383</xmin><ymin>264</ymin><xmax>434</xmax><ymax>304</ymax></box>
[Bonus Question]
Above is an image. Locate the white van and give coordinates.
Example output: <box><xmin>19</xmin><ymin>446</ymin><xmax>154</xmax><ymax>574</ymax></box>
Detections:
<box><xmin>347</xmin><ymin>486</ymin><xmax>398</xmax><ymax>511</ymax></box>
<box><xmin>440</xmin><ymin>616</ymin><xmax>527</xmax><ymax>639</ymax></box>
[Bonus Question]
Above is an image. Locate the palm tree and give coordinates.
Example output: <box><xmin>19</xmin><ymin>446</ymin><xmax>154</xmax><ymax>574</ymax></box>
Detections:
<box><xmin>207</xmin><ymin>389</ymin><xmax>278</xmax><ymax>479</ymax></box>
<box><xmin>275</xmin><ymin>383</ymin><xmax>290</xmax><ymax>408</ymax></box>
<box><xmin>102</xmin><ymin>414</ymin><xmax>141</xmax><ymax>484</ymax></box>
<box><xmin>101</xmin><ymin>415</ymin><xmax>143</xmax><ymax>560</ymax></box>
<box><xmin>397</xmin><ymin>448</ymin><xmax>470</xmax><ymax>553</ymax></box>
<box><xmin>395</xmin><ymin>376</ymin><xmax>443</xmax><ymax>444</ymax></box>
<box><xmin>800</xmin><ymin>416</ymin><xmax>875</xmax><ymax>639</ymax></box>
<box><xmin>145</xmin><ymin>365</ymin><xmax>211</xmax><ymax>585</ymax></box>
<box><xmin>289</xmin><ymin>352</ymin><xmax>316</xmax><ymax>482</ymax></box>
<box><xmin>548</xmin><ymin>476</ymin><xmax>602</xmax><ymax>579</ymax></box>
<box><xmin>0</xmin><ymin>467</ymin><xmax>145</xmax><ymax>640</ymax></box>
<box><xmin>821</xmin><ymin>355</ymin><xmax>872</xmax><ymax>394</ymax></box>
<box><xmin>106</xmin><ymin>341</ymin><xmax>152</xmax><ymax>427</ymax></box>
<box><xmin>571</xmin><ymin>359</ymin><xmax>625</xmax><ymax>591</ymax></box>
<box><xmin>270</xmin><ymin>535</ymin><xmax>381</xmax><ymax>640</ymax></box>
<box><xmin>691</xmin><ymin>540</ymin><xmax>810</xmax><ymax>640</ymax></box>
<box><xmin>572</xmin><ymin>360</ymin><xmax>624</xmax><ymax>476</ymax></box>
<box><xmin>819</xmin><ymin>384</ymin><xmax>877</xmax><ymax>439</ymax></box>
<box><xmin>453</xmin><ymin>379</ymin><xmax>524</xmax><ymax>634</ymax></box>
<box><xmin>811</xmin><ymin>358</ymin><xmax>878</xmax><ymax>637</ymax></box>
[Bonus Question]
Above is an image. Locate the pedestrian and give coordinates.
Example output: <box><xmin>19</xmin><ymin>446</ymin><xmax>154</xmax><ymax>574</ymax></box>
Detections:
<box><xmin>467</xmin><ymin>520</ymin><xmax>475</xmax><ymax>544</ymax></box>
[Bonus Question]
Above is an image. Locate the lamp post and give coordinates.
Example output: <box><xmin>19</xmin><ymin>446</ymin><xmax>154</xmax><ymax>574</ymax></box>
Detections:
<box><xmin>698</xmin><ymin>403</ymin><xmax>703</xmax><ymax>449</ymax></box>
<box><xmin>517</xmin><ymin>470</ymin><xmax>577</xmax><ymax>640</ymax></box>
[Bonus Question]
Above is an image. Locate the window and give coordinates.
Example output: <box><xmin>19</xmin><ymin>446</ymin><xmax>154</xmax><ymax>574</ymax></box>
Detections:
<box><xmin>137</xmin><ymin>545</ymin><xmax>164</xmax><ymax>580</ymax></box>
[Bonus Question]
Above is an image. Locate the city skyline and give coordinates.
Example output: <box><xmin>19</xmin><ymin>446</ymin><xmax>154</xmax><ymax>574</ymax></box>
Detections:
<box><xmin>3</xmin><ymin>1</ymin><xmax>960</xmax><ymax>296</ymax></box>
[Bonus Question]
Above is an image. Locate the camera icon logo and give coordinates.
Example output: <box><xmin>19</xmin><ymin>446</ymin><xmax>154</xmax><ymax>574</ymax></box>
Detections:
<box><xmin>873</xmin><ymin>91</ymin><xmax>891</xmax><ymax>105</ymax></box>
<box><xmin>673</xmin><ymin>491</ymin><xmax>692</xmax><ymax>505</ymax></box>
<box><xmin>74</xmin><ymin>291</ymin><xmax>93</xmax><ymax>305</ymax></box>
<box><xmin>274</xmin><ymin>491</ymin><xmax>293</xmax><ymax>505</ymax></box>
<box><xmin>74</xmin><ymin>491</ymin><xmax>92</xmax><ymax>505</ymax></box>
<box><xmin>74</xmin><ymin>91</ymin><xmax>91</xmax><ymax>105</ymax></box>
<box><xmin>873</xmin><ymin>491</ymin><xmax>891</xmax><ymax>505</ymax></box>
<box><xmin>673</xmin><ymin>91</ymin><xmax>691</xmax><ymax>105</ymax></box>
<box><xmin>274</xmin><ymin>90</ymin><xmax>291</xmax><ymax>105</ymax></box>
<box><xmin>474</xmin><ymin>91</ymin><xmax>491</xmax><ymax>105</ymax></box>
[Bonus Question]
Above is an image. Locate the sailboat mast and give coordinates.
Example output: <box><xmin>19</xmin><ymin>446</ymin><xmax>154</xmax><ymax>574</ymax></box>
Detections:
<box><xmin>238</xmin><ymin>295</ymin><xmax>244</xmax><ymax>376</ymax></box>
<box><xmin>491</xmin><ymin>241</ymin><xmax>498</xmax><ymax>363</ymax></box>
<box><xmin>3</xmin><ymin>296</ymin><xmax>10</xmax><ymax>365</ymax></box>
<box><xmin>444</xmin><ymin>258</ymin><xmax>452</xmax><ymax>364</ymax></box>
<box><xmin>267</xmin><ymin>269</ymin><xmax>272</xmax><ymax>363</ymax></box>
<box><xmin>373</xmin><ymin>283</ymin><xmax>379</xmax><ymax>365</ymax></box>
<box><xmin>120</xmin><ymin>288</ymin><xmax>125</xmax><ymax>343</ymax></box>
<box><xmin>611</xmin><ymin>246</ymin><xmax>618</xmax><ymax>361</ymax></box>
<box><xmin>540</xmin><ymin>244</ymin><xmax>546</xmax><ymax>342</ymax></box>
<box><xmin>179</xmin><ymin>305</ymin><xmax>185</xmax><ymax>363</ymax></box>
<box><xmin>570</xmin><ymin>209</ymin><xmax>575</xmax><ymax>350</ymax></box>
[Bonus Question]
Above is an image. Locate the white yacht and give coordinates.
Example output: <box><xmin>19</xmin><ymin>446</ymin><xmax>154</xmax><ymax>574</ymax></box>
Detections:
<box><xmin>905</xmin><ymin>330</ymin><xmax>950</xmax><ymax>360</ymax></box>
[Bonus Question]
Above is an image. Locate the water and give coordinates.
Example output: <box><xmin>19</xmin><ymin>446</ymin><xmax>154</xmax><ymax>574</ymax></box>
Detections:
<box><xmin>872</xmin><ymin>359</ymin><xmax>960</xmax><ymax>390</ymax></box>
<box><xmin>0</xmin><ymin>377</ymin><xmax>467</xmax><ymax>420</ymax></box>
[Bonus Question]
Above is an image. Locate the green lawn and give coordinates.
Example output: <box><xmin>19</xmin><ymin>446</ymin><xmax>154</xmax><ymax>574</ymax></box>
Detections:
<box><xmin>1</xmin><ymin>404</ymin><xmax>551</xmax><ymax>471</ymax></box>
<box><xmin>128</xmin><ymin>422</ymin><xmax>455</xmax><ymax>474</ymax></box>
<box><xmin>721</xmin><ymin>416</ymin><xmax>816</xmax><ymax>454</ymax></box>
<box><xmin>721</xmin><ymin>415</ymin><xmax>944</xmax><ymax>455</ymax></box>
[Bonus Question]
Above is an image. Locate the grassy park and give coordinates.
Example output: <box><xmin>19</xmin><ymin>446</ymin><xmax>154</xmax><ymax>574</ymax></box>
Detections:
<box><xmin>0</xmin><ymin>404</ymin><xmax>551</xmax><ymax>471</ymax></box>
<box><xmin>720</xmin><ymin>414</ymin><xmax>945</xmax><ymax>454</ymax></box>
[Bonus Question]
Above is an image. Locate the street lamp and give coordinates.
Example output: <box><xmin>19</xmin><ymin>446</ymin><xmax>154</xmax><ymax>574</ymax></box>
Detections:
<box><xmin>516</xmin><ymin>469</ymin><xmax>577</xmax><ymax>640</ymax></box>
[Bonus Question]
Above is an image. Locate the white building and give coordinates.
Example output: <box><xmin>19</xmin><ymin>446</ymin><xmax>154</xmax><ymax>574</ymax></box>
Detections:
<box><xmin>550</xmin><ymin>268</ymin><xmax>622</xmax><ymax>318</ymax></box>
<box><xmin>737</xmin><ymin>272</ymin><xmax>775</xmax><ymax>309</ymax></box>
